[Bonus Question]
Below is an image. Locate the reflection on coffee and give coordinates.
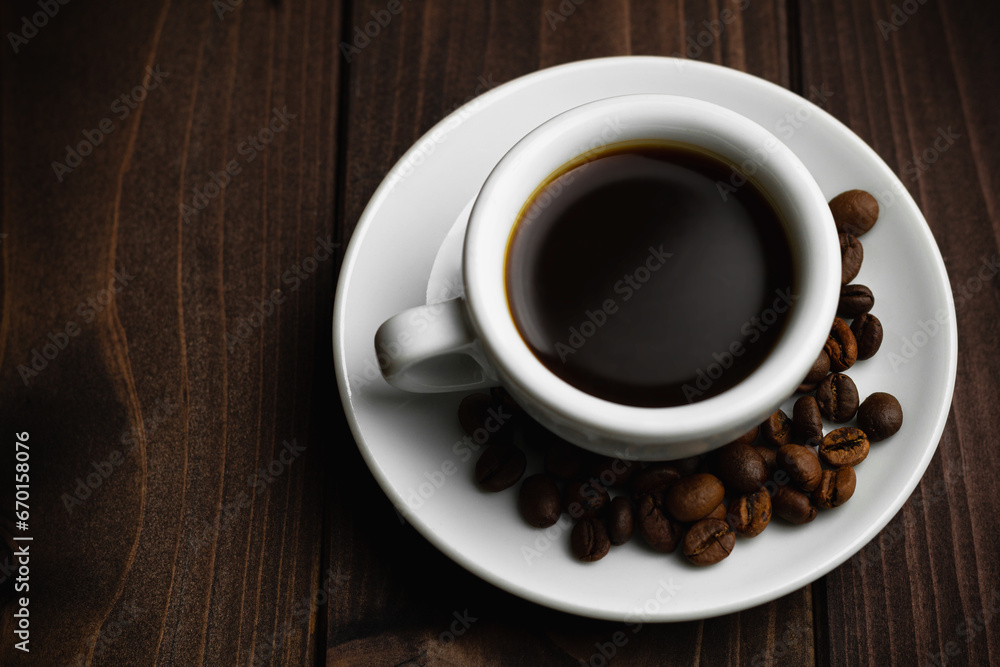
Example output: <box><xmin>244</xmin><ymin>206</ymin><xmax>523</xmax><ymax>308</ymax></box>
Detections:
<box><xmin>505</xmin><ymin>142</ymin><xmax>794</xmax><ymax>407</ymax></box>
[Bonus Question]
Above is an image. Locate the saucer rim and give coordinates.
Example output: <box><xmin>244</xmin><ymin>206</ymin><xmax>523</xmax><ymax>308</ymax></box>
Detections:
<box><xmin>332</xmin><ymin>55</ymin><xmax>958</xmax><ymax>621</ymax></box>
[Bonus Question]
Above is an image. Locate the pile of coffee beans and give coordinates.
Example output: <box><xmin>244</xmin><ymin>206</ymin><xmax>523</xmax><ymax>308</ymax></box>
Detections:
<box><xmin>799</xmin><ymin>189</ymin><xmax>902</xmax><ymax>438</ymax></box>
<box><xmin>455</xmin><ymin>189</ymin><xmax>902</xmax><ymax>567</ymax></box>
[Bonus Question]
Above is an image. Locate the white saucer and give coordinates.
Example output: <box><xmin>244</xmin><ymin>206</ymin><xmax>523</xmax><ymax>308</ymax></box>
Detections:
<box><xmin>333</xmin><ymin>57</ymin><xmax>957</xmax><ymax>622</ymax></box>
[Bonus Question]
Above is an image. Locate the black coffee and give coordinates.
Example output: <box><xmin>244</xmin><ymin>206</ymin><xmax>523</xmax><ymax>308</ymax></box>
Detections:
<box><xmin>505</xmin><ymin>142</ymin><xmax>794</xmax><ymax>407</ymax></box>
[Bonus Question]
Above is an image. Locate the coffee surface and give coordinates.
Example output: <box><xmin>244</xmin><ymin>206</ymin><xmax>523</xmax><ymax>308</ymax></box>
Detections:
<box><xmin>505</xmin><ymin>143</ymin><xmax>794</xmax><ymax>407</ymax></box>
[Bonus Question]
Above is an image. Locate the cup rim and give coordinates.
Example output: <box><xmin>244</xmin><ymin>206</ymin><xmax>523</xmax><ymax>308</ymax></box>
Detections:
<box><xmin>463</xmin><ymin>94</ymin><xmax>840</xmax><ymax>446</ymax></box>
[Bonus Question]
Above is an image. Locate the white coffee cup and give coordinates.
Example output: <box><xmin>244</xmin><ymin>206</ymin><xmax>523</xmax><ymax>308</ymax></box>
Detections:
<box><xmin>374</xmin><ymin>94</ymin><xmax>840</xmax><ymax>460</ymax></box>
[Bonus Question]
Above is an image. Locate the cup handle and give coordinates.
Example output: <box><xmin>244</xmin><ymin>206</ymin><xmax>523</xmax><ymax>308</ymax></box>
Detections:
<box><xmin>374</xmin><ymin>297</ymin><xmax>499</xmax><ymax>392</ymax></box>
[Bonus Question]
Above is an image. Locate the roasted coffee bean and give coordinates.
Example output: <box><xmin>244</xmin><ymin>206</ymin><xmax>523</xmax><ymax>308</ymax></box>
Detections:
<box><xmin>636</xmin><ymin>493</ymin><xmax>682</xmax><ymax>553</ymax></box>
<box><xmin>565</xmin><ymin>478</ymin><xmax>610</xmax><ymax>517</ymax></box>
<box><xmin>804</xmin><ymin>349</ymin><xmax>831</xmax><ymax>385</ymax></box>
<box><xmin>851</xmin><ymin>313</ymin><xmax>884</xmax><ymax>360</ymax></box>
<box><xmin>761</xmin><ymin>409</ymin><xmax>794</xmax><ymax>447</ymax></box>
<box><xmin>606</xmin><ymin>496</ymin><xmax>634</xmax><ymax>545</ymax></box>
<box><xmin>820</xmin><ymin>427</ymin><xmax>870</xmax><ymax>467</ymax></box>
<box><xmin>665</xmin><ymin>473</ymin><xmax>725</xmax><ymax>522</ymax></box>
<box><xmin>683</xmin><ymin>519</ymin><xmax>736</xmax><ymax>566</ymax></box>
<box><xmin>475</xmin><ymin>445</ymin><xmax>526</xmax><ymax>492</ymax></box>
<box><xmin>772</xmin><ymin>485</ymin><xmax>818</xmax><ymax>524</ymax></box>
<box><xmin>816</xmin><ymin>372</ymin><xmax>860</xmax><ymax>423</ymax></box>
<box><xmin>839</xmin><ymin>233</ymin><xmax>864</xmax><ymax>285</ymax></box>
<box><xmin>571</xmin><ymin>516</ymin><xmax>611</xmax><ymax>562</ymax></box>
<box><xmin>753</xmin><ymin>445</ymin><xmax>777</xmax><ymax>473</ymax></box>
<box><xmin>729</xmin><ymin>426</ymin><xmax>759</xmax><ymax>447</ymax></box>
<box><xmin>630</xmin><ymin>464</ymin><xmax>682</xmax><ymax>499</ymax></box>
<box><xmin>825</xmin><ymin>317</ymin><xmax>858</xmax><ymax>372</ymax></box>
<box><xmin>590</xmin><ymin>457</ymin><xmax>637</xmax><ymax>488</ymax></box>
<box><xmin>712</xmin><ymin>442</ymin><xmax>769</xmax><ymax>494</ymax></box>
<box><xmin>727</xmin><ymin>488</ymin><xmax>772</xmax><ymax>537</ymax></box>
<box><xmin>518</xmin><ymin>474</ymin><xmax>562</xmax><ymax>528</ymax></box>
<box><xmin>543</xmin><ymin>439</ymin><xmax>583</xmax><ymax>480</ymax></box>
<box><xmin>812</xmin><ymin>467</ymin><xmax>857</xmax><ymax>509</ymax></box>
<box><xmin>830</xmin><ymin>189</ymin><xmax>879</xmax><ymax>236</ymax></box>
<box><xmin>838</xmin><ymin>284</ymin><xmax>875</xmax><ymax>318</ymax></box>
<box><xmin>776</xmin><ymin>444</ymin><xmax>823</xmax><ymax>493</ymax></box>
<box><xmin>793</xmin><ymin>395</ymin><xmax>824</xmax><ymax>445</ymax></box>
<box><xmin>796</xmin><ymin>382</ymin><xmax>818</xmax><ymax>394</ymax></box>
<box><xmin>707</xmin><ymin>503</ymin><xmax>728</xmax><ymax>521</ymax></box>
<box><xmin>857</xmin><ymin>392</ymin><xmax>903</xmax><ymax>441</ymax></box>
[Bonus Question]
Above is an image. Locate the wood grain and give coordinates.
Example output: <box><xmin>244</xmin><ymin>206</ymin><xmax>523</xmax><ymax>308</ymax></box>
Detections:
<box><xmin>0</xmin><ymin>0</ymin><xmax>342</xmax><ymax>664</ymax></box>
<box><xmin>800</xmin><ymin>1</ymin><xmax>1000</xmax><ymax>666</ymax></box>
<box><xmin>0</xmin><ymin>0</ymin><xmax>996</xmax><ymax>665</ymax></box>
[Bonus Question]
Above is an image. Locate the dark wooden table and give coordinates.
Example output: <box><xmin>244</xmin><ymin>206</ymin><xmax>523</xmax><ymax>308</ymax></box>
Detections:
<box><xmin>2</xmin><ymin>0</ymin><xmax>998</xmax><ymax>664</ymax></box>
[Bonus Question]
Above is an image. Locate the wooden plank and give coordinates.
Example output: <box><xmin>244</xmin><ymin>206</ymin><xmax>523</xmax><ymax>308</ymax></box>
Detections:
<box><xmin>0</xmin><ymin>0</ymin><xmax>342</xmax><ymax>664</ymax></box>
<box><xmin>328</xmin><ymin>1</ymin><xmax>816</xmax><ymax>665</ymax></box>
<box><xmin>800</xmin><ymin>0</ymin><xmax>1000</xmax><ymax>665</ymax></box>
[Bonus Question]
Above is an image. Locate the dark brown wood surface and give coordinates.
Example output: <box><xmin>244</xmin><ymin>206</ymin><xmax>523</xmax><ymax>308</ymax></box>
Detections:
<box><xmin>0</xmin><ymin>0</ymin><xmax>996</xmax><ymax>665</ymax></box>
